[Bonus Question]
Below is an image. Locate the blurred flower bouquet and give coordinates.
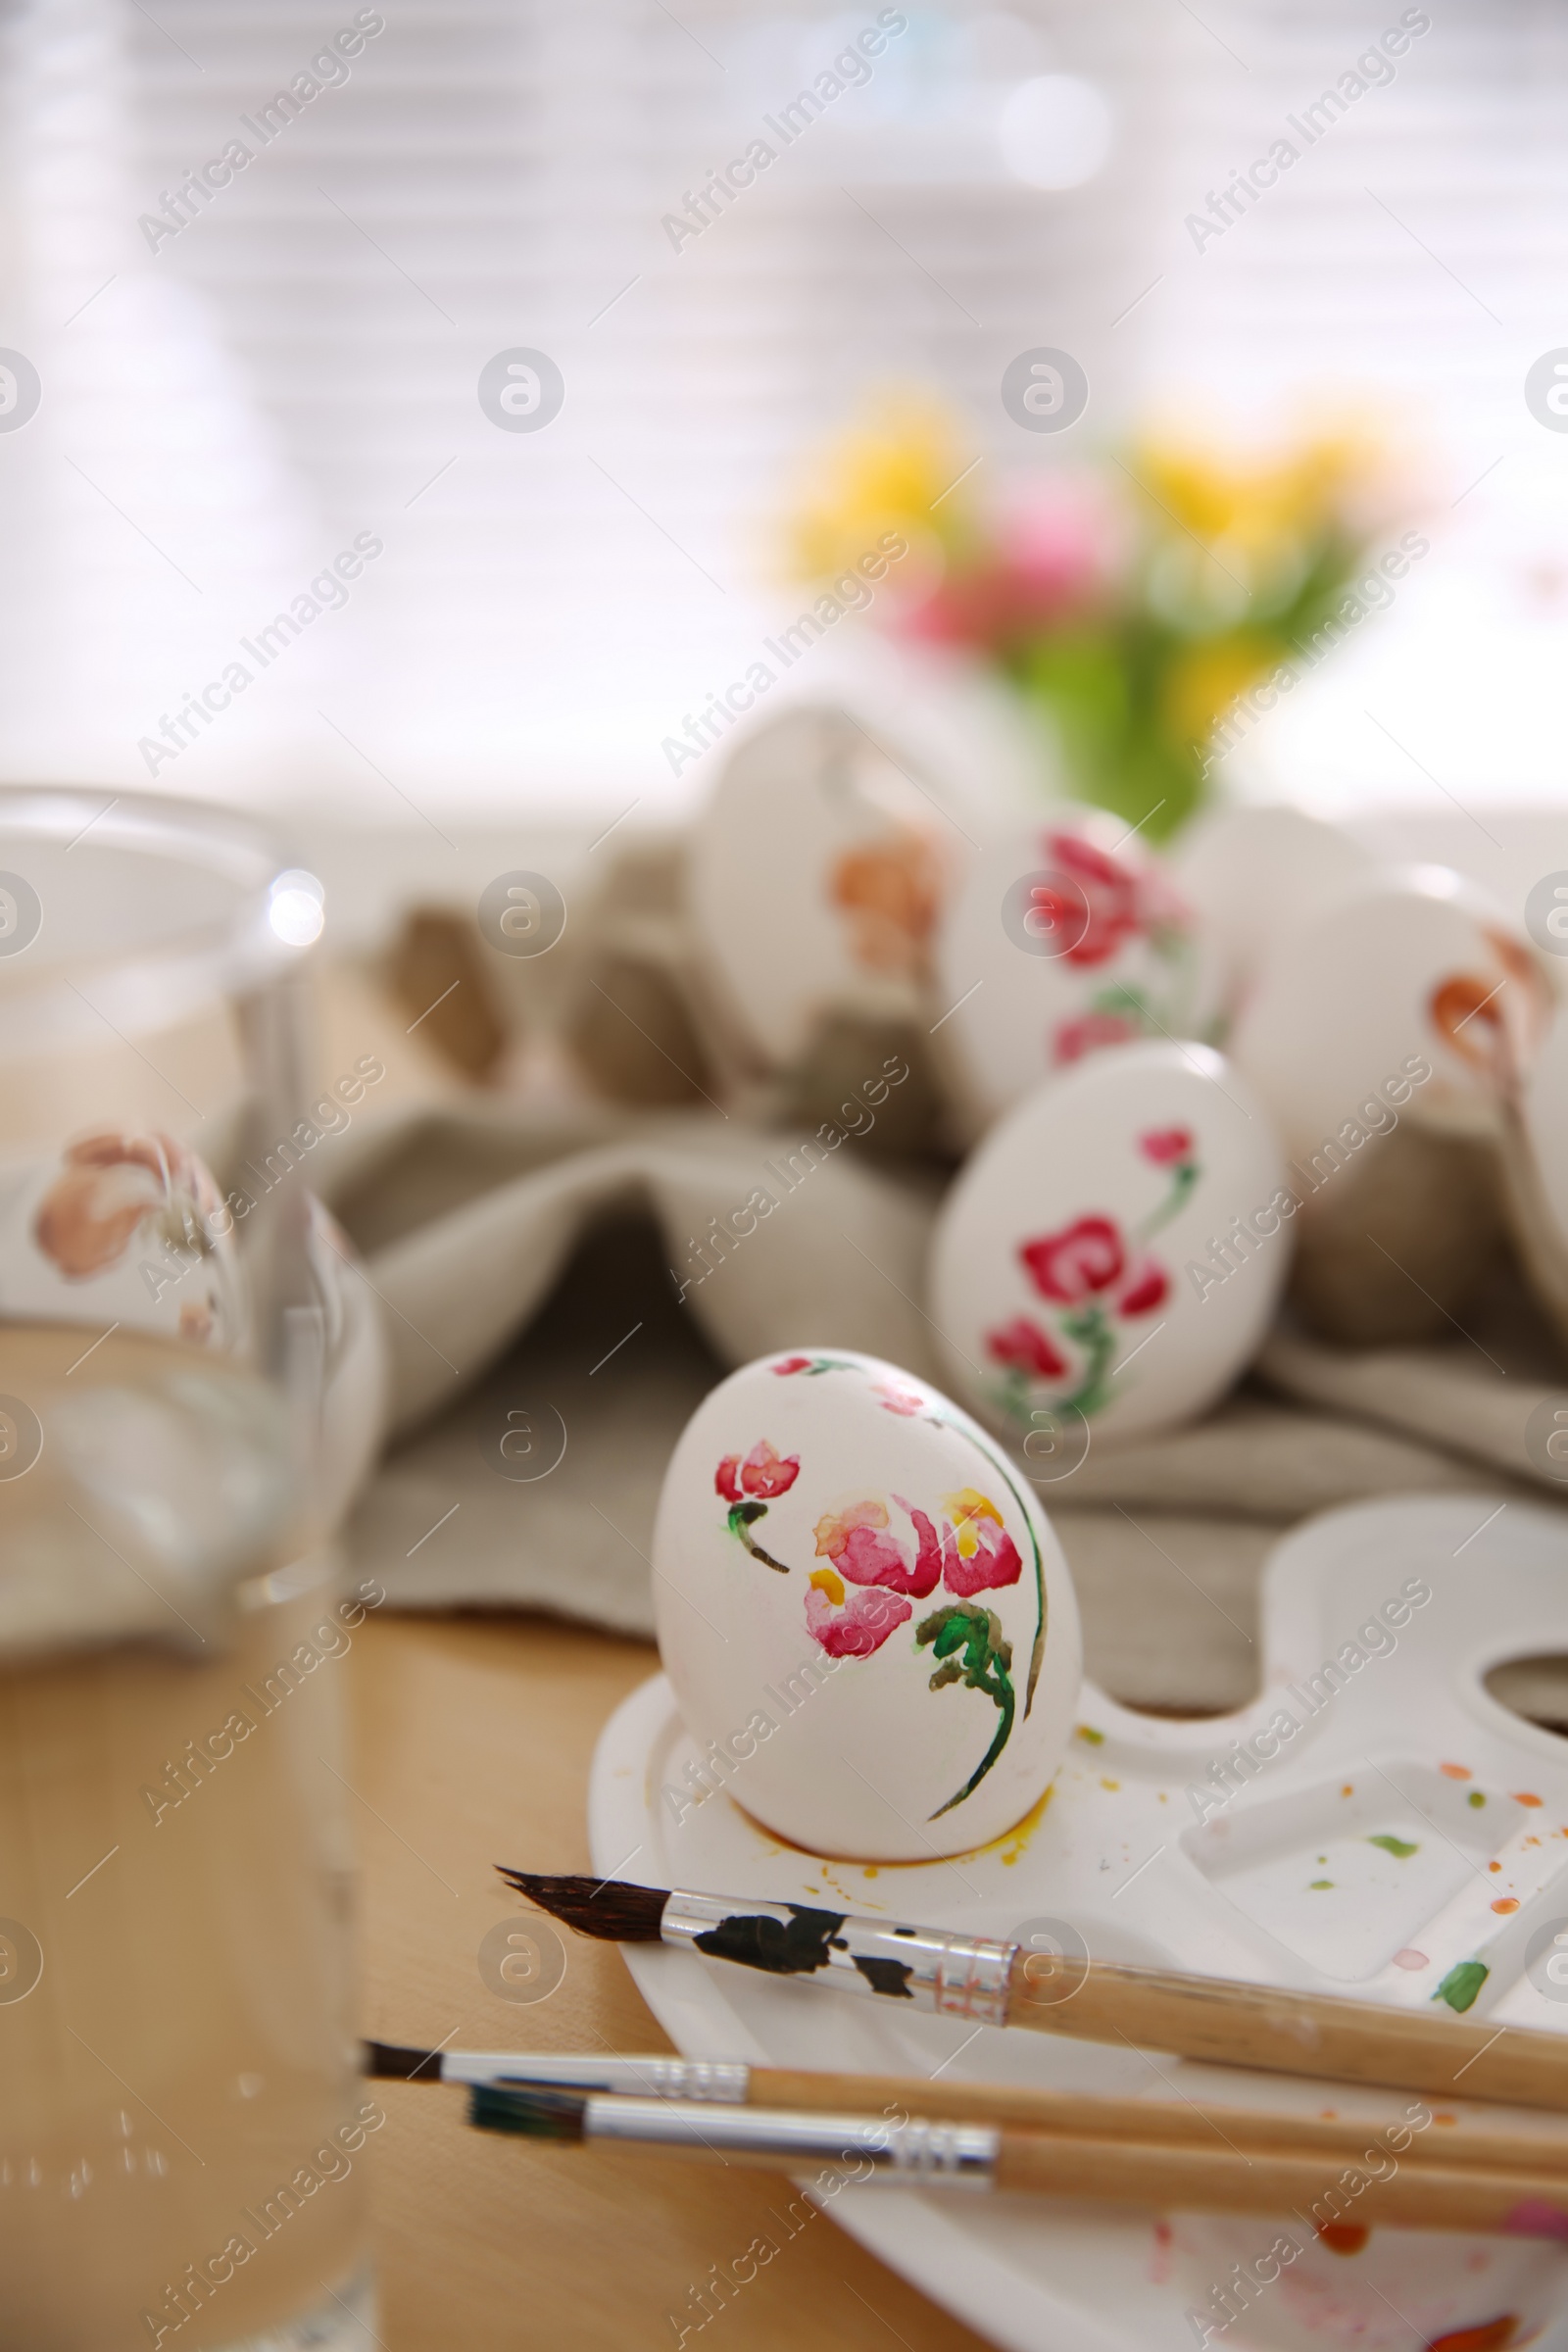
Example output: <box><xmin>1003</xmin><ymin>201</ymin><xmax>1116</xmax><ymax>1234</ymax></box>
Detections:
<box><xmin>790</xmin><ymin>396</ymin><xmax>1401</xmax><ymax>841</ymax></box>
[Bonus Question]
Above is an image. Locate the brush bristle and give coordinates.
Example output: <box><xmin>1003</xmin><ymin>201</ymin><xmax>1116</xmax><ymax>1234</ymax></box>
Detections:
<box><xmin>363</xmin><ymin>2040</ymin><xmax>443</xmax><ymax>2081</ymax></box>
<box><xmin>494</xmin><ymin>1869</ymin><xmax>668</xmax><ymax>1942</ymax></box>
<box><xmin>468</xmin><ymin>2082</ymin><xmax>588</xmax><ymax>2142</ymax></box>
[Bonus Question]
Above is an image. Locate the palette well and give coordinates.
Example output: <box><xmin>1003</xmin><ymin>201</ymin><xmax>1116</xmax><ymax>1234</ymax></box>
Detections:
<box><xmin>590</xmin><ymin>1494</ymin><xmax>1568</xmax><ymax>2352</ymax></box>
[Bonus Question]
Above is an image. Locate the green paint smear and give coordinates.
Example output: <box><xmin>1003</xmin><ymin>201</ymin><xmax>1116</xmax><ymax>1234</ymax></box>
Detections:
<box><xmin>1076</xmin><ymin>1725</ymin><xmax>1104</xmax><ymax>1745</ymax></box>
<box><xmin>1367</xmin><ymin>1835</ymin><xmax>1419</xmax><ymax>1859</ymax></box>
<box><xmin>1468</xmin><ymin>1790</ymin><xmax>1487</xmax><ymax>1808</ymax></box>
<box><xmin>1309</xmin><ymin>1880</ymin><xmax>1334</xmax><ymax>1889</ymax></box>
<box><xmin>1433</xmin><ymin>1960</ymin><xmax>1490</xmax><ymax>2014</ymax></box>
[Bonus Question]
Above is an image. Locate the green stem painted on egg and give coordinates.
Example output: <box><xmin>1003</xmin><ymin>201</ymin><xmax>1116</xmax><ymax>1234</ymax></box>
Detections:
<box><xmin>916</xmin><ymin>1602</ymin><xmax>1016</xmax><ymax>1818</ymax></box>
<box><xmin>725</xmin><ymin>1500</ymin><xmax>793</xmax><ymax>1574</ymax></box>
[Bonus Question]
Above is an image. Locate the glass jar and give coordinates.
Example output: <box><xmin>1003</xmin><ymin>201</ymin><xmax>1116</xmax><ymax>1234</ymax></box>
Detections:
<box><xmin>0</xmin><ymin>788</ymin><xmax>375</xmax><ymax>2351</ymax></box>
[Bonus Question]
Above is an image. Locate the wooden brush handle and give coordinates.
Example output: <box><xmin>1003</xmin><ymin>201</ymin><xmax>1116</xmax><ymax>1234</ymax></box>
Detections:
<box><xmin>1008</xmin><ymin>1953</ymin><xmax>1568</xmax><ymax>2113</ymax></box>
<box><xmin>749</xmin><ymin>2067</ymin><xmax>1568</xmax><ymax>2180</ymax></box>
<box><xmin>994</xmin><ymin>2129</ymin><xmax>1568</xmax><ymax>2234</ymax></box>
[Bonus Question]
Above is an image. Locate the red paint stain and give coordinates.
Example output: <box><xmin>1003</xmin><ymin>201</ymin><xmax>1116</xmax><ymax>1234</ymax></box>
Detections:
<box><xmin>1512</xmin><ymin>1792</ymin><xmax>1543</xmax><ymax>1807</ymax></box>
<box><xmin>1492</xmin><ymin>1897</ymin><xmax>1521</xmax><ymax>1914</ymax></box>
<box><xmin>1424</xmin><ymin>2321</ymin><xmax>1518</xmax><ymax>2352</ymax></box>
<box><xmin>1441</xmin><ymin>1762</ymin><xmax>1474</xmax><ymax>1780</ymax></box>
<box><xmin>1153</xmin><ymin>2219</ymin><xmax>1172</xmax><ymax>2243</ymax></box>
<box><xmin>1316</xmin><ymin>2221</ymin><xmax>1369</xmax><ymax>2255</ymax></box>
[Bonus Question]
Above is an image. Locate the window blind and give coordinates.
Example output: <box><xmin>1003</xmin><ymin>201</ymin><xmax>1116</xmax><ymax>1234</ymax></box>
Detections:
<box><xmin>0</xmin><ymin>0</ymin><xmax>1563</xmax><ymax>828</ymax></box>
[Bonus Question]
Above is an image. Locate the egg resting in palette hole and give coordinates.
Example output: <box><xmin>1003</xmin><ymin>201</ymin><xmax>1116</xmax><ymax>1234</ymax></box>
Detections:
<box><xmin>651</xmin><ymin>1348</ymin><xmax>1082</xmax><ymax>1860</ymax></box>
<box><xmin>928</xmin><ymin>1042</ymin><xmax>1291</xmax><ymax>1446</ymax></box>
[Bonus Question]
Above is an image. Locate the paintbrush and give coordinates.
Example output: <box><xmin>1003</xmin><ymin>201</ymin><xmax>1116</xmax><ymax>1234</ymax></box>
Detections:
<box><xmin>497</xmin><ymin>1870</ymin><xmax>1568</xmax><ymax>2113</ymax></box>
<box><xmin>366</xmin><ymin>2040</ymin><xmax>1568</xmax><ymax>2180</ymax></box>
<box><xmin>464</xmin><ymin>2081</ymin><xmax>1568</xmax><ymax>2236</ymax></box>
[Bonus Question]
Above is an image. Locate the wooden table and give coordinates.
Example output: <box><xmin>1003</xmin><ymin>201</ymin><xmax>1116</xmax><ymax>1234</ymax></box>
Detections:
<box><xmin>352</xmin><ymin>1614</ymin><xmax>994</xmax><ymax>2351</ymax></box>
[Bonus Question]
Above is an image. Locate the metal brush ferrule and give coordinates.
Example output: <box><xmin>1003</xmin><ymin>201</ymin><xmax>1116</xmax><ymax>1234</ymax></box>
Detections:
<box><xmin>633</xmin><ymin>2058</ymin><xmax>752</xmax><ymax>2103</ymax></box>
<box><xmin>582</xmin><ymin>2095</ymin><xmax>997</xmax><ymax>2186</ymax></box>
<box><xmin>446</xmin><ymin>2050</ymin><xmax>751</xmax><ymax>2101</ymax></box>
<box><xmin>662</xmin><ymin>1890</ymin><xmax>1014</xmax><ymax>2028</ymax></box>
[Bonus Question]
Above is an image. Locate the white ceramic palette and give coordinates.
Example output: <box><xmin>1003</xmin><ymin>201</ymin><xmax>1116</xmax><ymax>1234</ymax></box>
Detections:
<box><xmin>591</xmin><ymin>1494</ymin><xmax>1568</xmax><ymax>2352</ymax></box>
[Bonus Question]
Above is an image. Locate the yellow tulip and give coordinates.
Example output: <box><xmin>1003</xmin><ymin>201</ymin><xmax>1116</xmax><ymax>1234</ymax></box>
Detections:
<box><xmin>790</xmin><ymin>391</ymin><xmax>973</xmax><ymax>578</ymax></box>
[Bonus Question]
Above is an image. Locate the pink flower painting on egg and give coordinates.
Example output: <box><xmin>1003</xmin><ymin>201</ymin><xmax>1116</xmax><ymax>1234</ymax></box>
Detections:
<box><xmin>32</xmin><ymin>1130</ymin><xmax>230</xmax><ymax>1347</ymax></box>
<box><xmin>1023</xmin><ymin>826</ymin><xmax>1199</xmax><ymax>1072</ymax></box>
<box><xmin>714</xmin><ymin>1439</ymin><xmax>800</xmax><ymax>1571</ymax></box>
<box><xmin>985</xmin><ymin>1127</ymin><xmax>1199</xmax><ymax>1427</ymax></box>
<box><xmin>710</xmin><ymin>1361</ymin><xmax>1048</xmax><ymax>1821</ymax></box>
<box><xmin>805</xmin><ymin>1485</ymin><xmax>1026</xmax><ymax>1815</ymax></box>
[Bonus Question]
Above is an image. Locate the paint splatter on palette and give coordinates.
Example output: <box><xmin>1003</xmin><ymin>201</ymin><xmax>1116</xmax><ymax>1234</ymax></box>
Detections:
<box><xmin>591</xmin><ymin>1494</ymin><xmax>1568</xmax><ymax>2352</ymax></box>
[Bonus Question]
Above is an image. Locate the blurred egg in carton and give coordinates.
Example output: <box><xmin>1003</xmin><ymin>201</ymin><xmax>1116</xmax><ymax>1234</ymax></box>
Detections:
<box><xmin>1171</xmin><ymin>802</ymin><xmax>1377</xmax><ymax>1029</ymax></box>
<box><xmin>1229</xmin><ymin>862</ymin><xmax>1554</xmax><ymax>1344</ymax></box>
<box><xmin>929</xmin><ymin>1041</ymin><xmax>1291</xmax><ymax>1450</ymax></box>
<box><xmin>685</xmin><ymin>704</ymin><xmax>970</xmax><ymax>1134</ymax></box>
<box><xmin>0</xmin><ymin>1130</ymin><xmax>247</xmax><ymax>1350</ymax></box>
<box><xmin>0</xmin><ymin>1129</ymin><xmax>386</xmax><ymax>1533</ymax></box>
<box><xmin>930</xmin><ymin>810</ymin><xmax>1226</xmax><ymax>1140</ymax></box>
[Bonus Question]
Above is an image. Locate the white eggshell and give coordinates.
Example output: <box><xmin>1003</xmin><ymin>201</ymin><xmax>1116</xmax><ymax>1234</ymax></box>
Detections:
<box><xmin>651</xmin><ymin>1348</ymin><xmax>1082</xmax><ymax>1861</ymax></box>
<box><xmin>687</xmin><ymin>707</ymin><xmax>963</xmax><ymax>1069</ymax></box>
<box><xmin>928</xmin><ymin>1042</ymin><xmax>1289</xmax><ymax>1446</ymax></box>
<box><xmin>1230</xmin><ymin>864</ymin><xmax>1550</xmax><ymax>1155</ymax></box>
<box><xmin>0</xmin><ymin>1131</ymin><xmax>246</xmax><ymax>1350</ymax></box>
<box><xmin>1521</xmin><ymin>995</ymin><xmax>1568</xmax><ymax>1241</ymax></box>
<box><xmin>932</xmin><ymin>811</ymin><xmax>1220</xmax><ymax>1134</ymax></box>
<box><xmin>304</xmin><ymin>1198</ymin><xmax>391</xmax><ymax>1535</ymax></box>
<box><xmin>1171</xmin><ymin>803</ymin><xmax>1373</xmax><ymax>1023</ymax></box>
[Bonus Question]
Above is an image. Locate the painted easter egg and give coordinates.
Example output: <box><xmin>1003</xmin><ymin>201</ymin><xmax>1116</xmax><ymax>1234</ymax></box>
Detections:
<box><xmin>1171</xmin><ymin>803</ymin><xmax>1373</xmax><ymax>1028</ymax></box>
<box><xmin>1522</xmin><ymin>998</ymin><xmax>1568</xmax><ymax>1243</ymax></box>
<box><xmin>0</xmin><ymin>1129</ymin><xmax>246</xmax><ymax>1349</ymax></box>
<box><xmin>650</xmin><ymin>1348</ymin><xmax>1082</xmax><ymax>1860</ymax></box>
<box><xmin>927</xmin><ymin>1041</ymin><xmax>1290</xmax><ymax>1448</ymax></box>
<box><xmin>931</xmin><ymin>812</ymin><xmax>1221</xmax><ymax>1136</ymax></box>
<box><xmin>687</xmin><ymin>707</ymin><xmax>964</xmax><ymax>1072</ymax></box>
<box><xmin>1230</xmin><ymin>865</ymin><xmax>1551</xmax><ymax>1157</ymax></box>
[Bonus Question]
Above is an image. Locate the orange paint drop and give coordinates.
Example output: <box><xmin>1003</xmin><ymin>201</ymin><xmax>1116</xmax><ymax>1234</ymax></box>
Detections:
<box><xmin>1341</xmin><ymin>1783</ymin><xmax>1353</xmax><ymax>1797</ymax></box>
<box><xmin>1492</xmin><ymin>1897</ymin><xmax>1521</xmax><ymax>1914</ymax></box>
<box><xmin>1425</xmin><ymin>2318</ymin><xmax>1519</xmax><ymax>2352</ymax></box>
<box><xmin>1316</xmin><ymin>2221</ymin><xmax>1369</xmax><ymax>2256</ymax></box>
<box><xmin>1441</xmin><ymin>1762</ymin><xmax>1474</xmax><ymax>1780</ymax></box>
<box><xmin>1513</xmin><ymin>1792</ymin><xmax>1544</xmax><ymax>1807</ymax></box>
<box><xmin>1489</xmin><ymin>1859</ymin><xmax>1502</xmax><ymax>1871</ymax></box>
